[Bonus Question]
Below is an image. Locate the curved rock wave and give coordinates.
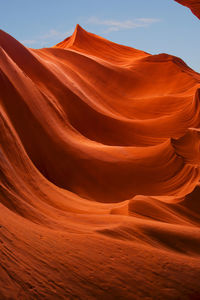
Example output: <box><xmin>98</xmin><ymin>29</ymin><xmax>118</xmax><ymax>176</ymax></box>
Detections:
<box><xmin>1</xmin><ymin>15</ymin><xmax>200</xmax><ymax>300</ymax></box>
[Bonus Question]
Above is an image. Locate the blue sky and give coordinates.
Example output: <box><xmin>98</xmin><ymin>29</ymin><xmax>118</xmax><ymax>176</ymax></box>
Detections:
<box><xmin>1</xmin><ymin>0</ymin><xmax>200</xmax><ymax>72</ymax></box>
